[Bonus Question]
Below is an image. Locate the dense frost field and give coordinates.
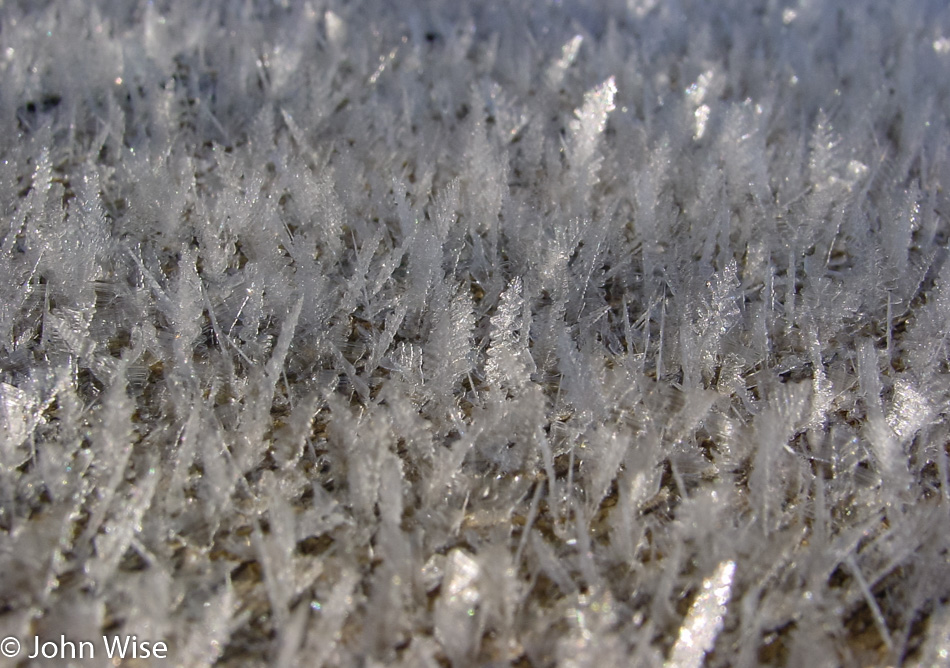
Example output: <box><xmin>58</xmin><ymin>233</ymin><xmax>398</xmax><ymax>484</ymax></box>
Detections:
<box><xmin>1</xmin><ymin>0</ymin><xmax>950</xmax><ymax>665</ymax></box>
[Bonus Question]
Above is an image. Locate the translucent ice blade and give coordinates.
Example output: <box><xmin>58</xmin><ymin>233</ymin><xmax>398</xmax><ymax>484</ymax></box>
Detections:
<box><xmin>325</xmin><ymin>10</ymin><xmax>346</xmax><ymax>50</ymax></box>
<box><xmin>693</xmin><ymin>104</ymin><xmax>710</xmax><ymax>140</ymax></box>
<box><xmin>886</xmin><ymin>379</ymin><xmax>931</xmax><ymax>444</ymax></box>
<box><xmin>444</xmin><ymin>548</ymin><xmax>480</xmax><ymax>601</ymax></box>
<box><xmin>546</xmin><ymin>35</ymin><xmax>583</xmax><ymax>87</ymax></box>
<box><xmin>570</xmin><ymin>76</ymin><xmax>617</xmax><ymax>146</ymax></box>
<box><xmin>565</xmin><ymin>76</ymin><xmax>617</xmax><ymax>203</ymax></box>
<box><xmin>666</xmin><ymin>560</ymin><xmax>736</xmax><ymax>668</ymax></box>
<box><xmin>0</xmin><ymin>382</ymin><xmax>37</xmax><ymax>452</ymax></box>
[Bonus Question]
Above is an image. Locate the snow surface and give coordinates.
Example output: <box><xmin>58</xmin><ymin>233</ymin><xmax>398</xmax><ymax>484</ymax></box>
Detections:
<box><xmin>1</xmin><ymin>0</ymin><xmax>949</xmax><ymax>665</ymax></box>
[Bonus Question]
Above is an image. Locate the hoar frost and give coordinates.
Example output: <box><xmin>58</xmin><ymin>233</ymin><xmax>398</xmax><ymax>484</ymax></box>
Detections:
<box><xmin>0</xmin><ymin>1</ymin><xmax>948</xmax><ymax>666</ymax></box>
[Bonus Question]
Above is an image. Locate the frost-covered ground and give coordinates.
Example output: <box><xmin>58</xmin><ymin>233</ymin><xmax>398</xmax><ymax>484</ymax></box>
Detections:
<box><xmin>1</xmin><ymin>1</ymin><xmax>949</xmax><ymax>666</ymax></box>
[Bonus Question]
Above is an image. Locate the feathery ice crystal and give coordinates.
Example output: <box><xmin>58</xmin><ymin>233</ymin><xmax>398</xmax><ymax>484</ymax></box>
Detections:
<box><xmin>0</xmin><ymin>1</ymin><xmax>949</xmax><ymax>665</ymax></box>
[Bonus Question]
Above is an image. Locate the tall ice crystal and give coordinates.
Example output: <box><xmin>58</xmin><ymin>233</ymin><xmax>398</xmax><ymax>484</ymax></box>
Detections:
<box><xmin>0</xmin><ymin>1</ymin><xmax>948</xmax><ymax>666</ymax></box>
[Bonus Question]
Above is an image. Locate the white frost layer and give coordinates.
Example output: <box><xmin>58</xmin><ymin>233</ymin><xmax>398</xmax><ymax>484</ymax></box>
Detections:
<box><xmin>0</xmin><ymin>1</ymin><xmax>948</xmax><ymax>666</ymax></box>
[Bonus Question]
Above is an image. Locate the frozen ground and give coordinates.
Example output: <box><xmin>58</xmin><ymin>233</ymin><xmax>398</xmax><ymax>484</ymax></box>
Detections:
<box><xmin>1</xmin><ymin>1</ymin><xmax>949</xmax><ymax>666</ymax></box>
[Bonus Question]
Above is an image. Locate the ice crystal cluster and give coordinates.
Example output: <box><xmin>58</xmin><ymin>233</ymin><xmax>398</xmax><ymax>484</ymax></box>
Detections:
<box><xmin>1</xmin><ymin>0</ymin><xmax>950</xmax><ymax>666</ymax></box>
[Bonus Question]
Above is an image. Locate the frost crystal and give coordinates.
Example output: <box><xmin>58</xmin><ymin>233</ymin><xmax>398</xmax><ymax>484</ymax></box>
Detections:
<box><xmin>485</xmin><ymin>277</ymin><xmax>529</xmax><ymax>392</ymax></box>
<box><xmin>693</xmin><ymin>104</ymin><xmax>711</xmax><ymax>140</ymax></box>
<box><xmin>569</xmin><ymin>77</ymin><xmax>617</xmax><ymax>160</ymax></box>
<box><xmin>547</xmin><ymin>35</ymin><xmax>584</xmax><ymax>88</ymax></box>
<box><xmin>1</xmin><ymin>1</ymin><xmax>948</xmax><ymax>665</ymax></box>
<box><xmin>667</xmin><ymin>561</ymin><xmax>736</xmax><ymax>668</ymax></box>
